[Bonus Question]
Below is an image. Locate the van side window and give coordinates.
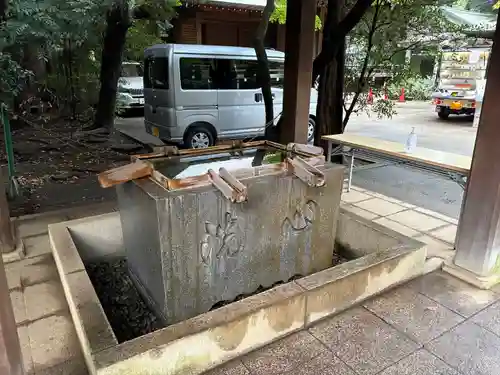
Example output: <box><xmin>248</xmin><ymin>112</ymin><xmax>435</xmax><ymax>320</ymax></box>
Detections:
<box><xmin>233</xmin><ymin>60</ymin><xmax>259</xmax><ymax>90</ymax></box>
<box><xmin>269</xmin><ymin>61</ymin><xmax>284</xmax><ymax>88</ymax></box>
<box><xmin>180</xmin><ymin>58</ymin><xmax>214</xmax><ymax>90</ymax></box>
<box><xmin>213</xmin><ymin>59</ymin><xmax>237</xmax><ymax>90</ymax></box>
<box><xmin>215</xmin><ymin>59</ymin><xmax>285</xmax><ymax>90</ymax></box>
<box><xmin>144</xmin><ymin>57</ymin><xmax>169</xmax><ymax>89</ymax></box>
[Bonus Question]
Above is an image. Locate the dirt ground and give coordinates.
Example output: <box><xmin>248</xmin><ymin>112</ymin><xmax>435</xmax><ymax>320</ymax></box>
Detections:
<box><xmin>1</xmin><ymin>114</ymin><xmax>150</xmax><ymax>216</ymax></box>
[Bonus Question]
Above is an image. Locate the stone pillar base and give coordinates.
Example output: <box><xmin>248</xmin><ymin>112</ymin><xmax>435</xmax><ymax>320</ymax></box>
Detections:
<box><xmin>443</xmin><ymin>261</ymin><xmax>500</xmax><ymax>290</ymax></box>
<box><xmin>1</xmin><ymin>239</ymin><xmax>25</xmax><ymax>265</ymax></box>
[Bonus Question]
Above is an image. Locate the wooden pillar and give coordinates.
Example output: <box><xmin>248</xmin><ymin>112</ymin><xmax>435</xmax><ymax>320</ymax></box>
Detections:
<box><xmin>0</xmin><ymin>169</ymin><xmax>22</xmax><ymax>374</ymax></box>
<box><xmin>279</xmin><ymin>0</ymin><xmax>317</xmax><ymax>144</ymax></box>
<box><xmin>0</xmin><ymin>254</ymin><xmax>24</xmax><ymax>375</ymax></box>
<box><xmin>444</xmin><ymin>15</ymin><xmax>500</xmax><ymax>288</ymax></box>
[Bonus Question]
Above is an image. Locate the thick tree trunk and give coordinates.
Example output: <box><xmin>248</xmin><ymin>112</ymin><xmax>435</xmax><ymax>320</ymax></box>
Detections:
<box><xmin>93</xmin><ymin>1</ymin><xmax>131</xmax><ymax>130</ymax></box>
<box><xmin>314</xmin><ymin>0</ymin><xmax>345</xmax><ymax>158</ymax></box>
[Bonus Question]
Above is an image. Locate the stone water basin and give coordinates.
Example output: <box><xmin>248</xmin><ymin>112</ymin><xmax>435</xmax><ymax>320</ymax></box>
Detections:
<box><xmin>49</xmin><ymin>208</ymin><xmax>427</xmax><ymax>375</ymax></box>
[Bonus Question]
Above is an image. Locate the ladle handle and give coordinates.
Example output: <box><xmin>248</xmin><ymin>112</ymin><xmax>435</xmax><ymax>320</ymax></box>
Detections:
<box><xmin>208</xmin><ymin>168</ymin><xmax>247</xmax><ymax>203</ymax></box>
<box><xmin>286</xmin><ymin>156</ymin><xmax>326</xmax><ymax>188</ymax></box>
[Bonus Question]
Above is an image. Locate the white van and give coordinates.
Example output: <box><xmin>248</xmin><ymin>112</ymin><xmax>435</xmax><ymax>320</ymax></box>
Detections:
<box><xmin>143</xmin><ymin>44</ymin><xmax>318</xmax><ymax>148</ymax></box>
<box><xmin>116</xmin><ymin>62</ymin><xmax>144</xmax><ymax>110</ymax></box>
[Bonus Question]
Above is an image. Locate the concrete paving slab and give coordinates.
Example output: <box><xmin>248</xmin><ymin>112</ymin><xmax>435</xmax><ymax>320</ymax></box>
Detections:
<box><xmin>205</xmin><ymin>360</ymin><xmax>250</xmax><ymax>375</ymax></box>
<box><xmin>22</xmin><ymin>234</ymin><xmax>52</xmax><ymax>259</ymax></box>
<box><xmin>470</xmin><ymin>300</ymin><xmax>500</xmax><ymax>337</ymax></box>
<box><xmin>286</xmin><ymin>352</ymin><xmax>356</xmax><ymax>375</ymax></box>
<box><xmin>10</xmin><ymin>290</ymin><xmax>28</xmax><ymax>326</ymax></box>
<box><xmin>429</xmin><ymin>225</ymin><xmax>458</xmax><ymax>244</ymax></box>
<box><xmin>16</xmin><ymin>214</ymin><xmax>69</xmax><ymax>238</ymax></box>
<box><xmin>408</xmin><ymin>272</ymin><xmax>500</xmax><ymax>317</ymax></box>
<box><xmin>24</xmin><ymin>280</ymin><xmax>67</xmax><ymax>321</ymax></box>
<box><xmin>426</xmin><ymin>321</ymin><xmax>500</xmax><ymax>375</ymax></box>
<box><xmin>240</xmin><ymin>331</ymin><xmax>327</xmax><ymax>375</ymax></box>
<box><xmin>414</xmin><ymin>207</ymin><xmax>458</xmax><ymax>225</ymax></box>
<box><xmin>28</xmin><ymin>313</ymin><xmax>81</xmax><ymax>372</ymax></box>
<box><xmin>412</xmin><ymin>234</ymin><xmax>453</xmax><ymax>250</ymax></box>
<box><xmin>354</xmin><ymin>198</ymin><xmax>407</xmax><ymax>216</ymax></box>
<box><xmin>34</xmin><ymin>357</ymin><xmax>88</xmax><ymax>375</ymax></box>
<box><xmin>341</xmin><ymin>190</ymin><xmax>373</xmax><ymax>204</ymax></box>
<box><xmin>373</xmin><ymin>217</ymin><xmax>420</xmax><ymax>237</ymax></box>
<box><xmin>18</xmin><ymin>326</ymin><xmax>34</xmax><ymax>375</ymax></box>
<box><xmin>309</xmin><ymin>307</ymin><xmax>420</xmax><ymax>375</ymax></box>
<box><xmin>5</xmin><ymin>266</ymin><xmax>21</xmax><ymax>290</ymax></box>
<box><xmin>17</xmin><ymin>254</ymin><xmax>59</xmax><ymax>287</ymax></box>
<box><xmin>377</xmin><ymin>349</ymin><xmax>460</xmax><ymax>375</ymax></box>
<box><xmin>364</xmin><ymin>286</ymin><xmax>464</xmax><ymax>344</ymax></box>
<box><xmin>386</xmin><ymin>210</ymin><xmax>447</xmax><ymax>232</ymax></box>
<box><xmin>340</xmin><ymin>204</ymin><xmax>380</xmax><ymax>220</ymax></box>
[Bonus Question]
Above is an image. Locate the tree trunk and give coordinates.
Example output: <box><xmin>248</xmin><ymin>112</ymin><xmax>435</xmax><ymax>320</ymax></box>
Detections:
<box><xmin>0</xmin><ymin>0</ymin><xmax>7</xmax><ymax>21</ymax></box>
<box><xmin>314</xmin><ymin>0</ymin><xmax>345</xmax><ymax>158</ymax></box>
<box><xmin>252</xmin><ymin>0</ymin><xmax>276</xmax><ymax>166</ymax></box>
<box><xmin>312</xmin><ymin>0</ymin><xmax>372</xmax><ymax>84</ymax></box>
<box><xmin>0</xmin><ymin>173</ymin><xmax>15</xmax><ymax>254</ymax></box>
<box><xmin>93</xmin><ymin>1</ymin><xmax>131</xmax><ymax>131</ymax></box>
<box><xmin>343</xmin><ymin>2</ymin><xmax>380</xmax><ymax>128</ymax></box>
<box><xmin>254</xmin><ymin>0</ymin><xmax>276</xmax><ymax>140</ymax></box>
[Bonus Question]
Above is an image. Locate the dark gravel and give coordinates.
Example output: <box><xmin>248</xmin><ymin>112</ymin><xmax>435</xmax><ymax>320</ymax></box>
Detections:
<box><xmin>86</xmin><ymin>251</ymin><xmax>349</xmax><ymax>342</ymax></box>
<box><xmin>85</xmin><ymin>258</ymin><xmax>164</xmax><ymax>343</ymax></box>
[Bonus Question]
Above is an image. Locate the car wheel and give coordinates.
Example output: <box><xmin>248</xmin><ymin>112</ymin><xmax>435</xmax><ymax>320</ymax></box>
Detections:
<box><xmin>308</xmin><ymin>117</ymin><xmax>316</xmax><ymax>144</ymax></box>
<box><xmin>184</xmin><ymin>126</ymin><xmax>215</xmax><ymax>149</ymax></box>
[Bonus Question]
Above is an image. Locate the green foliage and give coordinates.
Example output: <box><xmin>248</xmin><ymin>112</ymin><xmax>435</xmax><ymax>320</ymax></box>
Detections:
<box><xmin>270</xmin><ymin>0</ymin><xmax>323</xmax><ymax>30</ymax></box>
<box><xmin>0</xmin><ymin>0</ymin><xmax>179</xmax><ymax>111</ymax></box>
<box><xmin>494</xmin><ymin>0</ymin><xmax>499</xmax><ymax>9</ymax></box>
<box><xmin>343</xmin><ymin>0</ymin><xmax>462</xmax><ymax>123</ymax></box>
<box><xmin>125</xmin><ymin>20</ymin><xmax>164</xmax><ymax>61</ymax></box>
<box><xmin>372</xmin><ymin>97</ymin><xmax>397</xmax><ymax>119</ymax></box>
<box><xmin>387</xmin><ymin>75</ymin><xmax>435</xmax><ymax>100</ymax></box>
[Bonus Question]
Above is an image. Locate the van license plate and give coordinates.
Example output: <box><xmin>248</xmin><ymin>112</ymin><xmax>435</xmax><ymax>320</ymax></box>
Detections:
<box><xmin>152</xmin><ymin>127</ymin><xmax>159</xmax><ymax>137</ymax></box>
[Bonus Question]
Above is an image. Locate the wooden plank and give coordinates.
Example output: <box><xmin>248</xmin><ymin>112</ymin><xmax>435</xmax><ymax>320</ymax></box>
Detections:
<box><xmin>322</xmin><ymin>133</ymin><xmax>471</xmax><ymax>174</ymax></box>
<box><xmin>98</xmin><ymin>161</ymin><xmax>153</xmax><ymax>188</ymax></box>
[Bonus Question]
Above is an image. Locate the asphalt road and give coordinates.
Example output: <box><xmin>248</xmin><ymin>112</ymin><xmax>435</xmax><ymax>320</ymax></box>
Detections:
<box><xmin>115</xmin><ymin>102</ymin><xmax>477</xmax><ymax>219</ymax></box>
<box><xmin>345</xmin><ymin>102</ymin><xmax>477</xmax><ymax>219</ymax></box>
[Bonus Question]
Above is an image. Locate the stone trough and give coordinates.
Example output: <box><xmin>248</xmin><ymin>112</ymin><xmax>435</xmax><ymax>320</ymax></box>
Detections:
<box><xmin>49</xmin><ymin>208</ymin><xmax>427</xmax><ymax>375</ymax></box>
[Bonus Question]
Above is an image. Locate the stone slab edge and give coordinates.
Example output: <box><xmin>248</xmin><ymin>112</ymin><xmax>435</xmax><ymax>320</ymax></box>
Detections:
<box><xmin>48</xmin><ymin>214</ymin><xmax>428</xmax><ymax>375</ymax></box>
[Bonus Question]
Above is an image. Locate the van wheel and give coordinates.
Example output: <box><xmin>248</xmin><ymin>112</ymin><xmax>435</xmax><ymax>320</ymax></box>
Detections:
<box><xmin>308</xmin><ymin>117</ymin><xmax>316</xmax><ymax>144</ymax></box>
<box><xmin>184</xmin><ymin>126</ymin><xmax>215</xmax><ymax>149</ymax></box>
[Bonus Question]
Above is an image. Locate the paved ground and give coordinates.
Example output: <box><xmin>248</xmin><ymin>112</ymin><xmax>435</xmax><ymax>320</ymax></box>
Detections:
<box><xmin>115</xmin><ymin>101</ymin><xmax>477</xmax><ymax>220</ymax></box>
<box><xmin>0</xmin><ymin>187</ymin><xmax>470</xmax><ymax>375</ymax></box>
<box><xmin>208</xmin><ymin>271</ymin><xmax>500</xmax><ymax>375</ymax></box>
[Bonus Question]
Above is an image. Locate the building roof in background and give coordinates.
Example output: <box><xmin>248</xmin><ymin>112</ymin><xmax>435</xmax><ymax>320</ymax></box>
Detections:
<box><xmin>203</xmin><ymin>0</ymin><xmax>327</xmax><ymax>10</ymax></box>
<box><xmin>440</xmin><ymin>6</ymin><xmax>497</xmax><ymax>30</ymax></box>
<box><xmin>206</xmin><ymin>0</ymin><xmax>266</xmax><ymax>10</ymax></box>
